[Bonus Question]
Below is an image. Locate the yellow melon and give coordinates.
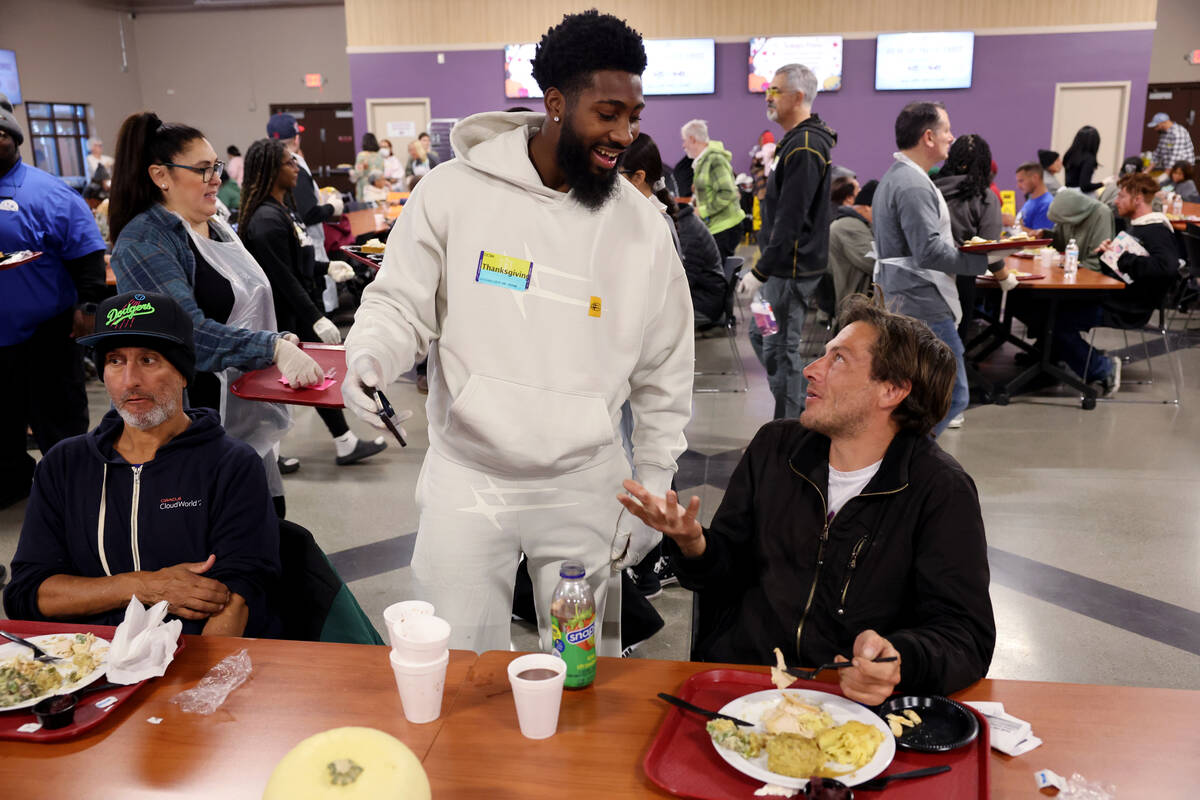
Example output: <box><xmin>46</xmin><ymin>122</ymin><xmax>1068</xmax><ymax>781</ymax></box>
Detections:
<box><xmin>262</xmin><ymin>726</ymin><xmax>431</xmax><ymax>799</ymax></box>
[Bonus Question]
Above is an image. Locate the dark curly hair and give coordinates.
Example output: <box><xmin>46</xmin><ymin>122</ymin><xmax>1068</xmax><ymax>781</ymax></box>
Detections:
<box><xmin>530</xmin><ymin>9</ymin><xmax>647</xmax><ymax>98</ymax></box>
<box><xmin>940</xmin><ymin>134</ymin><xmax>993</xmax><ymax>200</ymax></box>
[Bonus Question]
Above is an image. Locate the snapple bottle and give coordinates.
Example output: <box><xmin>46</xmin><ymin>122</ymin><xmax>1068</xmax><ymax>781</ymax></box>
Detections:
<box><xmin>549</xmin><ymin>560</ymin><xmax>596</xmax><ymax>689</ymax></box>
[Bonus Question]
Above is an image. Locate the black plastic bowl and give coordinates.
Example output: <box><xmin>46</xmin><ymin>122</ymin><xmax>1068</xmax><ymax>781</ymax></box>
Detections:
<box><xmin>878</xmin><ymin>695</ymin><xmax>980</xmax><ymax>753</ymax></box>
<box><xmin>32</xmin><ymin>693</ymin><xmax>78</xmax><ymax>730</ymax></box>
<box><xmin>804</xmin><ymin>777</ymin><xmax>853</xmax><ymax>799</ymax></box>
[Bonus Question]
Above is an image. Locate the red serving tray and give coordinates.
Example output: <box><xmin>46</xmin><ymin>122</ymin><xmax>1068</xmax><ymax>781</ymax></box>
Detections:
<box><xmin>229</xmin><ymin>343</ymin><xmax>346</xmax><ymax>409</ymax></box>
<box><xmin>340</xmin><ymin>245</ymin><xmax>383</xmax><ymax>271</ymax></box>
<box><xmin>959</xmin><ymin>238</ymin><xmax>1051</xmax><ymax>253</ymax></box>
<box><xmin>0</xmin><ymin>619</ymin><xmax>185</xmax><ymax>743</ymax></box>
<box><xmin>0</xmin><ymin>251</ymin><xmax>43</xmax><ymax>271</ymax></box>
<box><xmin>643</xmin><ymin>669</ymin><xmax>989</xmax><ymax>799</ymax></box>
<box><xmin>977</xmin><ymin>273</ymin><xmax>1046</xmax><ymax>282</ymax></box>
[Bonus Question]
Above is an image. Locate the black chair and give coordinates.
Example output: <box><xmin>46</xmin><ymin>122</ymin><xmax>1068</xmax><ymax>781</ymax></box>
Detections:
<box><xmin>1169</xmin><ymin>230</ymin><xmax>1200</xmax><ymax>333</ymax></box>
<box><xmin>1083</xmin><ymin>290</ymin><xmax>1184</xmax><ymax>407</ymax></box>
<box><xmin>272</xmin><ymin>520</ymin><xmax>384</xmax><ymax>644</ymax></box>
<box><xmin>694</xmin><ymin>256</ymin><xmax>749</xmax><ymax>393</ymax></box>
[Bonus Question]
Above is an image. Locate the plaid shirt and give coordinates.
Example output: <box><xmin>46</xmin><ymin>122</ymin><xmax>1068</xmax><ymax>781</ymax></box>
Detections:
<box><xmin>110</xmin><ymin>203</ymin><xmax>278</xmax><ymax>373</ymax></box>
<box><xmin>1153</xmin><ymin>123</ymin><xmax>1195</xmax><ymax>170</ymax></box>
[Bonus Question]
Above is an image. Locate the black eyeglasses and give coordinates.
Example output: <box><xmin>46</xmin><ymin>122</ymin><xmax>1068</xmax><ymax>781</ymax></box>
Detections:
<box><xmin>162</xmin><ymin>159</ymin><xmax>226</xmax><ymax>182</ymax></box>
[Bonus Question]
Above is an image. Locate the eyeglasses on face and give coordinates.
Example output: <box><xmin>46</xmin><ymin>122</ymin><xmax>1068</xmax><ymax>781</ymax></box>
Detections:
<box><xmin>161</xmin><ymin>159</ymin><xmax>226</xmax><ymax>183</ymax></box>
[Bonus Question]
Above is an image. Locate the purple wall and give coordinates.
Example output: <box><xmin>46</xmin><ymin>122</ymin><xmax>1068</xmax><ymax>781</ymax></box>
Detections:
<box><xmin>351</xmin><ymin>30</ymin><xmax>1152</xmax><ymax>189</ymax></box>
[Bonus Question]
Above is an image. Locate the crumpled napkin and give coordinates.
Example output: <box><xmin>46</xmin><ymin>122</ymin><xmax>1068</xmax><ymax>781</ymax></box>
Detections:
<box><xmin>965</xmin><ymin>700</ymin><xmax>1042</xmax><ymax>757</ymax></box>
<box><xmin>106</xmin><ymin>596</ymin><xmax>182</xmax><ymax>684</ymax></box>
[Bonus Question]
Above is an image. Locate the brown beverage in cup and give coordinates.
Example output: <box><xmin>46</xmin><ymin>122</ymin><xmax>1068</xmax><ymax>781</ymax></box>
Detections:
<box><xmin>516</xmin><ymin>668</ymin><xmax>560</xmax><ymax>681</ymax></box>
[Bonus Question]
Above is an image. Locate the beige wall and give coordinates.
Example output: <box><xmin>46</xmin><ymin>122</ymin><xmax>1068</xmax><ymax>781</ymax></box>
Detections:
<box><xmin>345</xmin><ymin>0</ymin><xmax>1158</xmax><ymax>49</ymax></box>
<box><xmin>4</xmin><ymin>1</ymin><xmax>350</xmax><ymax>169</ymax></box>
<box><xmin>1150</xmin><ymin>0</ymin><xmax>1200</xmax><ymax>83</ymax></box>
<box><xmin>4</xmin><ymin>0</ymin><xmax>145</xmax><ymax>165</ymax></box>
<box><xmin>131</xmin><ymin>5</ymin><xmax>350</xmax><ymax>156</ymax></box>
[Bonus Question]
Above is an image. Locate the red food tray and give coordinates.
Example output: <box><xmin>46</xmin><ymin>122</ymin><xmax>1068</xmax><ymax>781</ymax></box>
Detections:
<box><xmin>977</xmin><ymin>273</ymin><xmax>1046</xmax><ymax>282</ymax></box>
<box><xmin>340</xmin><ymin>245</ymin><xmax>383</xmax><ymax>271</ymax></box>
<box><xmin>959</xmin><ymin>238</ymin><xmax>1051</xmax><ymax>253</ymax></box>
<box><xmin>229</xmin><ymin>343</ymin><xmax>346</xmax><ymax>409</ymax></box>
<box><xmin>643</xmin><ymin>668</ymin><xmax>989</xmax><ymax>799</ymax></box>
<box><xmin>0</xmin><ymin>619</ymin><xmax>185</xmax><ymax>743</ymax></box>
<box><xmin>0</xmin><ymin>251</ymin><xmax>43</xmax><ymax>271</ymax></box>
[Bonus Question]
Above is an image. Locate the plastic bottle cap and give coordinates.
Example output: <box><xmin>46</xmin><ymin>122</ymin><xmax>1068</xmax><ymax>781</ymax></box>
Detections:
<box><xmin>559</xmin><ymin>560</ymin><xmax>585</xmax><ymax>580</ymax></box>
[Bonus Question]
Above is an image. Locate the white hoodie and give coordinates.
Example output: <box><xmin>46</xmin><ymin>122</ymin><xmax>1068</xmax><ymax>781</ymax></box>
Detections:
<box><xmin>345</xmin><ymin>112</ymin><xmax>694</xmax><ymax>496</ymax></box>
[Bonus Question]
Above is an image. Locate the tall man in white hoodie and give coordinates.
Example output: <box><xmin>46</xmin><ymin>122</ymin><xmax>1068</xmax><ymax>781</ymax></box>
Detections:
<box><xmin>342</xmin><ymin>11</ymin><xmax>694</xmax><ymax>654</ymax></box>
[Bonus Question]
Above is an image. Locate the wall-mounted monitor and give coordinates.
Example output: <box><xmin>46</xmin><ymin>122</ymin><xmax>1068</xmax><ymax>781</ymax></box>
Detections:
<box><xmin>0</xmin><ymin>50</ymin><xmax>21</xmax><ymax>106</ymax></box>
<box><xmin>875</xmin><ymin>32</ymin><xmax>974</xmax><ymax>91</ymax></box>
<box><xmin>505</xmin><ymin>39</ymin><xmax>716</xmax><ymax>99</ymax></box>
<box><xmin>749</xmin><ymin>36</ymin><xmax>843</xmax><ymax>93</ymax></box>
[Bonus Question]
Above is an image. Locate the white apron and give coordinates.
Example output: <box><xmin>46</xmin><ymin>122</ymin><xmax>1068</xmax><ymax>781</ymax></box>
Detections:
<box><xmin>876</xmin><ymin>152</ymin><xmax>964</xmax><ymax>324</ymax></box>
<box><xmin>178</xmin><ymin>213</ymin><xmax>293</xmax><ymax>495</ymax></box>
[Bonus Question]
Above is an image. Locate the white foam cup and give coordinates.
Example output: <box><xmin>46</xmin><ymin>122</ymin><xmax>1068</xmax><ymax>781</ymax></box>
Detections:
<box><xmin>391</xmin><ymin>615</ymin><xmax>451</xmax><ymax>663</ymax></box>
<box><xmin>383</xmin><ymin>600</ymin><xmax>435</xmax><ymax>650</ymax></box>
<box><xmin>389</xmin><ymin>649</ymin><xmax>449</xmax><ymax>724</ymax></box>
<box><xmin>507</xmin><ymin>653</ymin><xmax>567</xmax><ymax>740</ymax></box>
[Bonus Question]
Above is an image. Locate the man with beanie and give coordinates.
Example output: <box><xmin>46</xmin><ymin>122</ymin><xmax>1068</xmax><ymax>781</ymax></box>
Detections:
<box><xmin>0</xmin><ymin>93</ymin><xmax>108</xmax><ymax>508</ymax></box>
<box><xmin>3</xmin><ymin>292</ymin><xmax>282</xmax><ymax>638</ymax></box>
<box><xmin>1038</xmin><ymin>149</ymin><xmax>1062</xmax><ymax>194</ymax></box>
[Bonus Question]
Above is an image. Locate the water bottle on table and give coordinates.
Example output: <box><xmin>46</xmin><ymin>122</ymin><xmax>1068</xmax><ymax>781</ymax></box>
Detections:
<box><xmin>1063</xmin><ymin>238</ymin><xmax>1079</xmax><ymax>280</ymax></box>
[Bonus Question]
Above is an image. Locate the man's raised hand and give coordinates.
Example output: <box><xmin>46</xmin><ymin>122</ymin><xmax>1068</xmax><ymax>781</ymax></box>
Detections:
<box><xmin>617</xmin><ymin>479</ymin><xmax>706</xmax><ymax>558</ymax></box>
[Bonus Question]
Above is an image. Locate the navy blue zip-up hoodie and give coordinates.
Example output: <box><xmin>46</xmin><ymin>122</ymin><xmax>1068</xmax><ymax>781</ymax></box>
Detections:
<box><xmin>4</xmin><ymin>408</ymin><xmax>281</xmax><ymax>637</ymax></box>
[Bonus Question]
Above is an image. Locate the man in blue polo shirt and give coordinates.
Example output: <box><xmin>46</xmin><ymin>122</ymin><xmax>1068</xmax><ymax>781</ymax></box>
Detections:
<box><xmin>0</xmin><ymin>93</ymin><xmax>107</xmax><ymax>508</ymax></box>
<box><xmin>1015</xmin><ymin>161</ymin><xmax>1053</xmax><ymax>233</ymax></box>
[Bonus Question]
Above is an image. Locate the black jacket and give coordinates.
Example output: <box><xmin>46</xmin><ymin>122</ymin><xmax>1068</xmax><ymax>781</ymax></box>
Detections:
<box><xmin>241</xmin><ymin>198</ymin><xmax>324</xmax><ymax>336</ymax></box>
<box><xmin>754</xmin><ymin>115</ymin><xmax>837</xmax><ymax>282</ymax></box>
<box><xmin>292</xmin><ymin>161</ymin><xmax>335</xmax><ymax>229</ymax></box>
<box><xmin>4</xmin><ymin>408</ymin><xmax>281</xmax><ymax>637</ymax></box>
<box><xmin>665</xmin><ymin>421</ymin><xmax>996</xmax><ymax>696</ymax></box>
<box><xmin>674</xmin><ymin>205</ymin><xmax>727</xmax><ymax>326</ymax></box>
<box><xmin>1104</xmin><ymin>219</ymin><xmax>1181</xmax><ymax>327</ymax></box>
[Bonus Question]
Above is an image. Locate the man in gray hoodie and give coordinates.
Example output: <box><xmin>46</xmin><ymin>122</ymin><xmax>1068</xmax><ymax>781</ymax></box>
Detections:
<box><xmin>873</xmin><ymin>102</ymin><xmax>1018</xmax><ymax>435</ymax></box>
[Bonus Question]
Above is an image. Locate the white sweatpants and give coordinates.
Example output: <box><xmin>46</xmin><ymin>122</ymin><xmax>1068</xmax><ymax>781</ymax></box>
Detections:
<box><xmin>410</xmin><ymin>445</ymin><xmax>628</xmax><ymax>655</ymax></box>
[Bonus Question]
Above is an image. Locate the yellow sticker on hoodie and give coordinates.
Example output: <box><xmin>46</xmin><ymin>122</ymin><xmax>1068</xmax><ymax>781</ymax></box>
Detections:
<box><xmin>588</xmin><ymin>296</ymin><xmax>602</xmax><ymax>317</ymax></box>
<box><xmin>476</xmin><ymin>250</ymin><xmax>533</xmax><ymax>291</ymax></box>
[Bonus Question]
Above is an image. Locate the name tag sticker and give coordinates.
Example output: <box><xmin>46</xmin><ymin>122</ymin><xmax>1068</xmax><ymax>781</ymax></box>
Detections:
<box><xmin>588</xmin><ymin>296</ymin><xmax>602</xmax><ymax>318</ymax></box>
<box><xmin>476</xmin><ymin>251</ymin><xmax>533</xmax><ymax>291</ymax></box>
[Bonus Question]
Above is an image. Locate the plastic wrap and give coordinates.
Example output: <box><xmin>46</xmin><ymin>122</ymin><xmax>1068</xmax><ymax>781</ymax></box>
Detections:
<box><xmin>169</xmin><ymin>649</ymin><xmax>252</xmax><ymax>715</ymax></box>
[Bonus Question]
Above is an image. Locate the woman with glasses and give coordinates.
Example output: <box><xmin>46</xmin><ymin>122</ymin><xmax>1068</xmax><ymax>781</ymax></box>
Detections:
<box><xmin>108</xmin><ymin>112</ymin><xmax>325</xmax><ymax>511</ymax></box>
<box><xmin>238</xmin><ymin>138</ymin><xmax>386</xmax><ymax>467</ymax></box>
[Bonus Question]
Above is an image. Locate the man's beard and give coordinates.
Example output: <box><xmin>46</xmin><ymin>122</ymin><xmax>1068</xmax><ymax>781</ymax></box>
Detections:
<box><xmin>766</xmin><ymin>106</ymin><xmax>779</xmax><ymax>123</ymax></box>
<box><xmin>117</xmin><ymin>390</ymin><xmax>178</xmax><ymax>431</ymax></box>
<box><xmin>556</xmin><ymin>114</ymin><xmax>620</xmax><ymax>211</ymax></box>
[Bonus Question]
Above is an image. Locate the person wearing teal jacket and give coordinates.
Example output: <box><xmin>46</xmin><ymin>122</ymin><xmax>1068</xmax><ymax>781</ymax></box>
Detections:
<box><xmin>682</xmin><ymin>119</ymin><xmax>745</xmax><ymax>258</ymax></box>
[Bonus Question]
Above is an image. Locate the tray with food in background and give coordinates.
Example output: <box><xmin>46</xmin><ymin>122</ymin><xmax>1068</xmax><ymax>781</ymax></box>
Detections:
<box><xmin>958</xmin><ymin>236</ymin><xmax>1051</xmax><ymax>254</ymax></box>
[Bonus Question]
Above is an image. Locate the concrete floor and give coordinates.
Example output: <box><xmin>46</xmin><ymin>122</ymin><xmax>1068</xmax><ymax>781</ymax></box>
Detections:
<box><xmin>3</xmin><ymin>255</ymin><xmax>1199</xmax><ymax>691</ymax></box>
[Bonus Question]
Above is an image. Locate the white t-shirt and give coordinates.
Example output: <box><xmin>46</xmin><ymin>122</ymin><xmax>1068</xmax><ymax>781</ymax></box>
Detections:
<box><xmin>827</xmin><ymin>459</ymin><xmax>883</xmax><ymax>517</ymax></box>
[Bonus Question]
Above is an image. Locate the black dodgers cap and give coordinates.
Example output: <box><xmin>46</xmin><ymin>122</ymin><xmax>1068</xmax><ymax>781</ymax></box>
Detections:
<box><xmin>79</xmin><ymin>292</ymin><xmax>196</xmax><ymax>385</ymax></box>
<box><xmin>267</xmin><ymin>113</ymin><xmax>304</xmax><ymax>140</ymax></box>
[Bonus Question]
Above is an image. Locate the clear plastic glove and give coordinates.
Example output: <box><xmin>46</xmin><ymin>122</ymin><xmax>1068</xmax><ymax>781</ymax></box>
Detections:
<box><xmin>610</xmin><ymin>508</ymin><xmax>663</xmax><ymax>571</ymax></box>
<box><xmin>280</xmin><ymin>332</ymin><xmax>300</xmax><ymax>345</ymax></box>
<box><xmin>327</xmin><ymin>260</ymin><xmax>356</xmax><ymax>283</ymax></box>
<box><xmin>325</xmin><ymin>192</ymin><xmax>344</xmax><ymax>217</ymax></box>
<box><xmin>996</xmin><ymin>271</ymin><xmax>1020</xmax><ymax>292</ymax></box>
<box><xmin>342</xmin><ymin>351</ymin><xmax>387</xmax><ymax>428</ymax></box>
<box><xmin>170</xmin><ymin>648</ymin><xmax>252</xmax><ymax>715</ymax></box>
<box><xmin>274</xmin><ymin>338</ymin><xmax>323</xmax><ymax>387</ymax></box>
<box><xmin>312</xmin><ymin>316</ymin><xmax>342</xmax><ymax>345</ymax></box>
<box><xmin>736</xmin><ymin>271</ymin><xmax>765</xmax><ymax>303</ymax></box>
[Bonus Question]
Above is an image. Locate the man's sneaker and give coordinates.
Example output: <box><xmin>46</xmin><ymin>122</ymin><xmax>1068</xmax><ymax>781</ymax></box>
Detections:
<box><xmin>1102</xmin><ymin>356</ymin><xmax>1122</xmax><ymax>397</ymax></box>
<box><xmin>278</xmin><ymin>455</ymin><xmax>301</xmax><ymax>475</ymax></box>
<box><xmin>627</xmin><ymin>565</ymin><xmax>662</xmax><ymax>600</ymax></box>
<box><xmin>947</xmin><ymin>414</ymin><xmax>965</xmax><ymax>429</ymax></box>
<box><xmin>652</xmin><ymin>556</ymin><xmax>678</xmax><ymax>588</ymax></box>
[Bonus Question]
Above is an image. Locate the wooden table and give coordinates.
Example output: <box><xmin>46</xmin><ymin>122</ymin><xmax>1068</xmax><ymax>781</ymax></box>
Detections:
<box><xmin>0</xmin><ymin>632</ymin><xmax>475</xmax><ymax>797</ymax></box>
<box><xmin>969</xmin><ymin>254</ymin><xmax>1125</xmax><ymax>409</ymax></box>
<box><xmin>424</xmin><ymin>651</ymin><xmax>1200</xmax><ymax>799</ymax></box>
<box><xmin>345</xmin><ymin>207</ymin><xmax>393</xmax><ymax>239</ymax></box>
<box><xmin>1169</xmin><ymin>200</ymin><xmax>1200</xmax><ymax>231</ymax></box>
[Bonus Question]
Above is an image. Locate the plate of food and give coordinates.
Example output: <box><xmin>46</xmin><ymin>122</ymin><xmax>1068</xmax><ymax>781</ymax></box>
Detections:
<box><xmin>0</xmin><ymin>250</ymin><xmax>42</xmax><ymax>270</ymax></box>
<box><xmin>977</xmin><ymin>271</ymin><xmax>1045</xmax><ymax>282</ymax></box>
<box><xmin>706</xmin><ymin>688</ymin><xmax>895</xmax><ymax>790</ymax></box>
<box><xmin>0</xmin><ymin>633</ymin><xmax>110</xmax><ymax>711</ymax></box>
<box><xmin>959</xmin><ymin>236</ymin><xmax>1051</xmax><ymax>254</ymax></box>
<box><xmin>1012</xmin><ymin>246</ymin><xmax>1057</xmax><ymax>259</ymax></box>
<box><xmin>878</xmin><ymin>696</ymin><xmax>980</xmax><ymax>753</ymax></box>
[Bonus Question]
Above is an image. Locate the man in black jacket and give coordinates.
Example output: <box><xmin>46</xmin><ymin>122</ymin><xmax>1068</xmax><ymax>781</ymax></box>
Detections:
<box><xmin>4</xmin><ymin>292</ymin><xmax>281</xmax><ymax>637</ymax></box>
<box><xmin>737</xmin><ymin>63</ymin><xmax>837</xmax><ymax>420</ymax></box>
<box><xmin>618</xmin><ymin>296</ymin><xmax>995</xmax><ymax>703</ymax></box>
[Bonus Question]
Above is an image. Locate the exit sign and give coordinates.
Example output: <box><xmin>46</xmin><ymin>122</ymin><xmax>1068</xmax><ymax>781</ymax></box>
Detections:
<box><xmin>1189</xmin><ymin>50</ymin><xmax>1200</xmax><ymax>65</ymax></box>
<box><xmin>304</xmin><ymin>73</ymin><xmax>323</xmax><ymax>88</ymax></box>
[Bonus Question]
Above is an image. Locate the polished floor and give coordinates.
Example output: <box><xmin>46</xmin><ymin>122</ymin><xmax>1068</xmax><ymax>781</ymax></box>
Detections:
<box><xmin>3</xmin><ymin>261</ymin><xmax>1199</xmax><ymax>691</ymax></box>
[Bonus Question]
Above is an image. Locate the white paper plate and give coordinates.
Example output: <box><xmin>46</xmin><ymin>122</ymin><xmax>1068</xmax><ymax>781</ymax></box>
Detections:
<box><xmin>0</xmin><ymin>633</ymin><xmax>111</xmax><ymax>711</ymax></box>
<box><xmin>710</xmin><ymin>688</ymin><xmax>896</xmax><ymax>790</ymax></box>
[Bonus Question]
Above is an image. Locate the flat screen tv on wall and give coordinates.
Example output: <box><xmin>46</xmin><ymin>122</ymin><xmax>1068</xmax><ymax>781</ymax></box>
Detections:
<box><xmin>875</xmin><ymin>32</ymin><xmax>974</xmax><ymax>91</ymax></box>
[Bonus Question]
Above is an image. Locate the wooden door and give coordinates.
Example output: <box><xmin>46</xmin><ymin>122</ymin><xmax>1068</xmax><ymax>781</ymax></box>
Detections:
<box><xmin>269</xmin><ymin>102</ymin><xmax>355</xmax><ymax>194</ymax></box>
<box><xmin>1051</xmin><ymin>82</ymin><xmax>1131</xmax><ymax>183</ymax></box>
<box><xmin>365</xmin><ymin>98</ymin><xmax>431</xmax><ymax>160</ymax></box>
